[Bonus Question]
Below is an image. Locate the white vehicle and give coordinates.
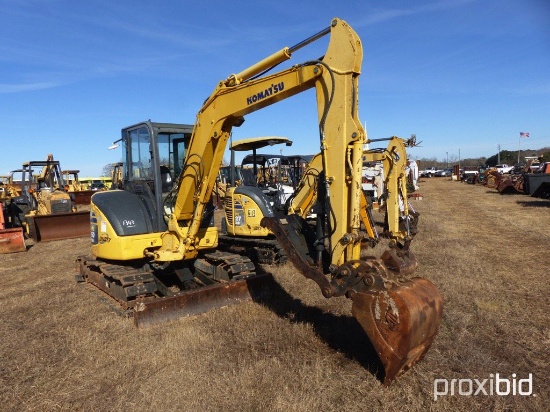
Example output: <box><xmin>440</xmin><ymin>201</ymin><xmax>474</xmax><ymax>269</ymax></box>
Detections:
<box><xmin>420</xmin><ymin>167</ymin><xmax>441</xmax><ymax>178</ymax></box>
<box><xmin>362</xmin><ymin>162</ymin><xmax>384</xmax><ymax>199</ymax></box>
<box><xmin>406</xmin><ymin>159</ymin><xmax>420</xmax><ymax>189</ymax></box>
<box><xmin>495</xmin><ymin>164</ymin><xmax>513</xmax><ymax>174</ymax></box>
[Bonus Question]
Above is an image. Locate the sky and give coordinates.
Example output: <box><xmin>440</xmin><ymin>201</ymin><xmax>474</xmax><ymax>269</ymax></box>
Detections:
<box><xmin>1</xmin><ymin>0</ymin><xmax>549</xmax><ymax>177</ymax></box>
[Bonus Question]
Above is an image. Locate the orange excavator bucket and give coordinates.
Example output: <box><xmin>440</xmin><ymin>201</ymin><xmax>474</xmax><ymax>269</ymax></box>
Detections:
<box><xmin>350</xmin><ymin>278</ymin><xmax>443</xmax><ymax>384</ymax></box>
<box><xmin>0</xmin><ymin>209</ymin><xmax>26</xmax><ymax>253</ymax></box>
<box><xmin>0</xmin><ymin>227</ymin><xmax>26</xmax><ymax>253</ymax></box>
<box><xmin>261</xmin><ymin>215</ymin><xmax>443</xmax><ymax>384</ymax></box>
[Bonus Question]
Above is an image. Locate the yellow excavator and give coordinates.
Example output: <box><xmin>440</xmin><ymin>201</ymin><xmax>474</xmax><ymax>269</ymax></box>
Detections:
<box><xmin>218</xmin><ymin>135</ymin><xmax>299</xmax><ymax>263</ymax></box>
<box><xmin>77</xmin><ymin>18</ymin><xmax>442</xmax><ymax>384</ymax></box>
<box><xmin>219</xmin><ymin>135</ymin><xmax>415</xmax><ymax>264</ymax></box>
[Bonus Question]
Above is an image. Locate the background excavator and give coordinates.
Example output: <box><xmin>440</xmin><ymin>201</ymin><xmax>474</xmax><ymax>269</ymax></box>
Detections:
<box><xmin>218</xmin><ymin>135</ymin><xmax>299</xmax><ymax>263</ymax></box>
<box><xmin>77</xmin><ymin>18</ymin><xmax>442</xmax><ymax>384</ymax></box>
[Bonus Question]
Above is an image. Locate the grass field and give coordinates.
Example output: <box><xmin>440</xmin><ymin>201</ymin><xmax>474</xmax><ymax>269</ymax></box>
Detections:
<box><xmin>1</xmin><ymin>178</ymin><xmax>548</xmax><ymax>411</ymax></box>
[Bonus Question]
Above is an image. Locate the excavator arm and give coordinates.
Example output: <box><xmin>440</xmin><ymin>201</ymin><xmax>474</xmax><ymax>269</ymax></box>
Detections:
<box><xmin>365</xmin><ymin>136</ymin><xmax>420</xmax><ymax>244</ymax></box>
<box><xmin>262</xmin><ymin>134</ymin><xmax>441</xmax><ymax>384</ymax></box>
<box><xmin>151</xmin><ymin>18</ymin><xmax>364</xmax><ymax>263</ymax></box>
<box><xmin>288</xmin><ymin>136</ymin><xmax>419</xmax><ymax>248</ymax></box>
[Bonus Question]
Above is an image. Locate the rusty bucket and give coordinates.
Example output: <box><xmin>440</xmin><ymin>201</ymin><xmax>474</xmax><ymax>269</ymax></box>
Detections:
<box><xmin>0</xmin><ymin>227</ymin><xmax>26</xmax><ymax>253</ymax></box>
<box><xmin>350</xmin><ymin>277</ymin><xmax>443</xmax><ymax>384</ymax></box>
<box><xmin>27</xmin><ymin>211</ymin><xmax>89</xmax><ymax>242</ymax></box>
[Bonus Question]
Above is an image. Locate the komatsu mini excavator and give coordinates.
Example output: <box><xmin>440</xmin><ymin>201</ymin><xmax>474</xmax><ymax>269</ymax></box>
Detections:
<box><xmin>218</xmin><ymin>135</ymin><xmax>299</xmax><ymax>263</ymax></box>
<box><xmin>77</xmin><ymin>18</ymin><xmax>442</xmax><ymax>384</ymax></box>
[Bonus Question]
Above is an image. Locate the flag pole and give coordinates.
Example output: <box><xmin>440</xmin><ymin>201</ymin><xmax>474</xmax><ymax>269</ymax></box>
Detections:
<box><xmin>518</xmin><ymin>133</ymin><xmax>521</xmax><ymax>164</ymax></box>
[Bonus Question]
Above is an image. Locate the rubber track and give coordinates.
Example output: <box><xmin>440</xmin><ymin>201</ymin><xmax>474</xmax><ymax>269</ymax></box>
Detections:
<box><xmin>217</xmin><ymin>234</ymin><xmax>288</xmax><ymax>265</ymax></box>
<box><xmin>77</xmin><ymin>251</ymin><xmax>258</xmax><ymax>309</ymax></box>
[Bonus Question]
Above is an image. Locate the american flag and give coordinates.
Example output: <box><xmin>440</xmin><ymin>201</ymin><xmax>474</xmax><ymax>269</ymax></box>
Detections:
<box><xmin>520</xmin><ymin>132</ymin><xmax>529</xmax><ymax>138</ymax></box>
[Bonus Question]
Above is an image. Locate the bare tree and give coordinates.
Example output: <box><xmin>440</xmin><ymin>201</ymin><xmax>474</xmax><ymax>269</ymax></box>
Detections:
<box><xmin>102</xmin><ymin>163</ymin><xmax>115</xmax><ymax>177</ymax></box>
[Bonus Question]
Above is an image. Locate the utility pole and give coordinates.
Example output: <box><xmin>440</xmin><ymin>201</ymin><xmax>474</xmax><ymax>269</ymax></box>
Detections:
<box><xmin>446</xmin><ymin>152</ymin><xmax>448</xmax><ymax>168</ymax></box>
<box><xmin>497</xmin><ymin>144</ymin><xmax>501</xmax><ymax>164</ymax></box>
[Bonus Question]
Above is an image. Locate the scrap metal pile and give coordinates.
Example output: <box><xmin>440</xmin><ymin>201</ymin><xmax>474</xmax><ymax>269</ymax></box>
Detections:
<box><xmin>483</xmin><ymin>160</ymin><xmax>550</xmax><ymax>199</ymax></box>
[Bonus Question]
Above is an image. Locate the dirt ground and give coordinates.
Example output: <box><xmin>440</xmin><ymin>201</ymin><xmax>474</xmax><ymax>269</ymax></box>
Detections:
<box><xmin>1</xmin><ymin>178</ymin><xmax>548</xmax><ymax>411</ymax></box>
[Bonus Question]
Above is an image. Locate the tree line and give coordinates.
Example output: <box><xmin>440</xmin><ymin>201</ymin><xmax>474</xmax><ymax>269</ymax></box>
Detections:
<box><xmin>415</xmin><ymin>146</ymin><xmax>550</xmax><ymax>170</ymax></box>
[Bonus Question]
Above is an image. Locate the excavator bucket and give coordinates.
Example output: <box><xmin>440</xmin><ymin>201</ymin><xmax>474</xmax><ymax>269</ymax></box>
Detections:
<box><xmin>350</xmin><ymin>278</ymin><xmax>443</xmax><ymax>384</ymax></box>
<box><xmin>0</xmin><ymin>227</ymin><xmax>26</xmax><ymax>253</ymax></box>
<box><xmin>0</xmin><ymin>208</ymin><xmax>26</xmax><ymax>253</ymax></box>
<box><xmin>27</xmin><ymin>211</ymin><xmax>90</xmax><ymax>242</ymax></box>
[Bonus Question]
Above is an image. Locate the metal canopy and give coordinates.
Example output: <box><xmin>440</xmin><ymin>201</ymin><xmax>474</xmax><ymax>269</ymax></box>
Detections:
<box><xmin>230</xmin><ymin>136</ymin><xmax>292</xmax><ymax>151</ymax></box>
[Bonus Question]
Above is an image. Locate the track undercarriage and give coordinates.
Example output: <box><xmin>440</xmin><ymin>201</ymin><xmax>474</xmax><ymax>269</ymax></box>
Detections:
<box><xmin>76</xmin><ymin>250</ymin><xmax>273</xmax><ymax>327</ymax></box>
<box><xmin>217</xmin><ymin>234</ymin><xmax>287</xmax><ymax>265</ymax></box>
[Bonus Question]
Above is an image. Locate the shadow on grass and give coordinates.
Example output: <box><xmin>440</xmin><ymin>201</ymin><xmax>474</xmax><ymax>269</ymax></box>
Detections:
<box><xmin>484</xmin><ymin>189</ymin><xmax>550</xmax><ymax>206</ymax></box>
<box><xmin>516</xmin><ymin>199</ymin><xmax>550</xmax><ymax>208</ymax></box>
<box><xmin>251</xmin><ymin>269</ymin><xmax>385</xmax><ymax>382</ymax></box>
<box><xmin>484</xmin><ymin>188</ymin><xmax>523</xmax><ymax>195</ymax></box>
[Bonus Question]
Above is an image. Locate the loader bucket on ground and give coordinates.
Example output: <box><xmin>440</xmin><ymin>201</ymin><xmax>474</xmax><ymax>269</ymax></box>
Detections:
<box><xmin>497</xmin><ymin>179</ymin><xmax>521</xmax><ymax>194</ymax></box>
<box><xmin>350</xmin><ymin>277</ymin><xmax>443</xmax><ymax>385</ymax></box>
<box><xmin>27</xmin><ymin>211</ymin><xmax>90</xmax><ymax>242</ymax></box>
<box><xmin>133</xmin><ymin>273</ymin><xmax>274</xmax><ymax>328</ymax></box>
<box><xmin>0</xmin><ymin>227</ymin><xmax>26</xmax><ymax>253</ymax></box>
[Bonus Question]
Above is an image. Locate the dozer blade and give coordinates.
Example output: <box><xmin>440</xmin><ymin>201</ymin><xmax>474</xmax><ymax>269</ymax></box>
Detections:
<box><xmin>28</xmin><ymin>211</ymin><xmax>89</xmax><ymax>242</ymax></box>
<box><xmin>133</xmin><ymin>273</ymin><xmax>274</xmax><ymax>328</ymax></box>
<box><xmin>350</xmin><ymin>277</ymin><xmax>443</xmax><ymax>385</ymax></box>
<box><xmin>0</xmin><ymin>227</ymin><xmax>26</xmax><ymax>253</ymax></box>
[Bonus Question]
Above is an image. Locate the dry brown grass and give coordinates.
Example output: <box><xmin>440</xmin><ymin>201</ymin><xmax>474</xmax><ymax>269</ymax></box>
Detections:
<box><xmin>1</xmin><ymin>179</ymin><xmax>548</xmax><ymax>411</ymax></box>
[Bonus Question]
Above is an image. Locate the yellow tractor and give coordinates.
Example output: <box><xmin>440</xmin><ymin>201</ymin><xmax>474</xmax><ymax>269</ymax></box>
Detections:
<box><xmin>9</xmin><ymin>156</ymin><xmax>89</xmax><ymax>241</ymax></box>
<box><xmin>0</xmin><ymin>175</ymin><xmax>20</xmax><ymax>201</ymax></box>
<box><xmin>77</xmin><ymin>18</ymin><xmax>442</xmax><ymax>384</ymax></box>
<box><xmin>110</xmin><ymin>162</ymin><xmax>124</xmax><ymax>190</ymax></box>
<box><xmin>61</xmin><ymin>169</ymin><xmax>98</xmax><ymax>205</ymax></box>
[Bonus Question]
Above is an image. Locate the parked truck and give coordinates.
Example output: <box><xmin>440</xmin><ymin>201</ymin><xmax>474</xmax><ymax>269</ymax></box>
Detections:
<box><xmin>495</xmin><ymin>164</ymin><xmax>513</xmax><ymax>174</ymax></box>
<box><xmin>420</xmin><ymin>166</ymin><xmax>441</xmax><ymax>178</ymax></box>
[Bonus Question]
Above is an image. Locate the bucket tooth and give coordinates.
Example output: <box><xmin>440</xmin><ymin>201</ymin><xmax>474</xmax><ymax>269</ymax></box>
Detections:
<box><xmin>350</xmin><ymin>277</ymin><xmax>443</xmax><ymax>384</ymax></box>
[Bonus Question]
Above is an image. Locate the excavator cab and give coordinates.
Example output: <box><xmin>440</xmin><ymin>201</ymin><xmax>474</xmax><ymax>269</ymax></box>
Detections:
<box><xmin>91</xmin><ymin>121</ymin><xmax>198</xmax><ymax>260</ymax></box>
<box><xmin>222</xmin><ymin>136</ymin><xmax>293</xmax><ymax>237</ymax></box>
<box><xmin>218</xmin><ymin>136</ymin><xmax>304</xmax><ymax>263</ymax></box>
